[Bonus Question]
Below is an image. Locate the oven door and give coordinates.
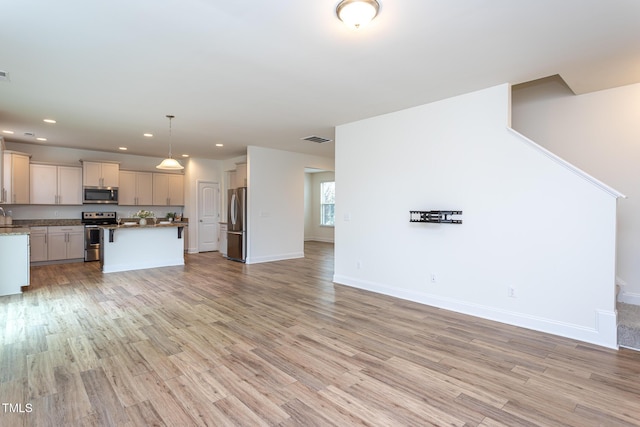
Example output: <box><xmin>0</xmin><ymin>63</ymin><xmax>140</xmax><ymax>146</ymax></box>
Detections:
<box><xmin>84</xmin><ymin>225</ymin><xmax>101</xmax><ymax>261</ymax></box>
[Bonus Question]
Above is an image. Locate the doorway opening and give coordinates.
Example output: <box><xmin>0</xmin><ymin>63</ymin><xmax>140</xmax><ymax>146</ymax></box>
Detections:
<box><xmin>304</xmin><ymin>168</ymin><xmax>335</xmax><ymax>244</ymax></box>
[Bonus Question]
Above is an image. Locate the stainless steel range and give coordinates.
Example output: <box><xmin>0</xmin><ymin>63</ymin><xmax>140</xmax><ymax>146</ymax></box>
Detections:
<box><xmin>81</xmin><ymin>211</ymin><xmax>117</xmax><ymax>261</ymax></box>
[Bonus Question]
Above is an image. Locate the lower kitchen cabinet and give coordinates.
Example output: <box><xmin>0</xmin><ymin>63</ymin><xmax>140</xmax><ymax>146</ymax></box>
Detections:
<box><xmin>46</xmin><ymin>226</ymin><xmax>84</xmax><ymax>261</ymax></box>
<box><xmin>30</xmin><ymin>227</ymin><xmax>48</xmax><ymax>262</ymax></box>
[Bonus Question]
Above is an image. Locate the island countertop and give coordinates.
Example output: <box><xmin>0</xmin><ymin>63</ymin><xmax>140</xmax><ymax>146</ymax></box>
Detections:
<box><xmin>0</xmin><ymin>226</ymin><xmax>31</xmax><ymax>236</ymax></box>
<box><xmin>99</xmin><ymin>221</ymin><xmax>189</xmax><ymax>230</ymax></box>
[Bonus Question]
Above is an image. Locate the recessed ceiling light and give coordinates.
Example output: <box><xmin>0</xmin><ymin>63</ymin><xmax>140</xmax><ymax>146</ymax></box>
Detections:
<box><xmin>181</xmin><ymin>154</ymin><xmax>189</xmax><ymax>158</ymax></box>
<box><xmin>119</xmin><ymin>147</ymin><xmax>127</xmax><ymax>151</ymax></box>
<box><xmin>43</xmin><ymin>119</ymin><xmax>56</xmax><ymax>124</ymax></box>
<box><xmin>144</xmin><ymin>133</ymin><xmax>153</xmax><ymax>138</ymax></box>
<box><xmin>2</xmin><ymin>130</ymin><xmax>14</xmax><ymax>134</ymax></box>
<box><xmin>36</xmin><ymin>137</ymin><xmax>47</xmax><ymax>141</ymax></box>
<box><xmin>215</xmin><ymin>143</ymin><xmax>224</xmax><ymax>147</ymax></box>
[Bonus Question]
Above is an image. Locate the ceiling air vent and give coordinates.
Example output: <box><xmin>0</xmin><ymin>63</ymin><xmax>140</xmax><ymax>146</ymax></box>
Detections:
<box><xmin>301</xmin><ymin>135</ymin><xmax>333</xmax><ymax>144</ymax></box>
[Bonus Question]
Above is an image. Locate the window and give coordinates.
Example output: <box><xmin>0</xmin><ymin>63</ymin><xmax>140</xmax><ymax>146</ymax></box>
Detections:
<box><xmin>320</xmin><ymin>181</ymin><xmax>335</xmax><ymax>226</ymax></box>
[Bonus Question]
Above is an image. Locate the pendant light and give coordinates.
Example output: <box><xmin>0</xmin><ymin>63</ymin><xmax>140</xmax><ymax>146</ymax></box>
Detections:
<box><xmin>336</xmin><ymin>0</ymin><xmax>380</xmax><ymax>29</ymax></box>
<box><xmin>156</xmin><ymin>114</ymin><xmax>184</xmax><ymax>170</ymax></box>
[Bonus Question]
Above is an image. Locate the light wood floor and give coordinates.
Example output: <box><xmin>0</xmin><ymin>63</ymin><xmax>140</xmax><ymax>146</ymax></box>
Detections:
<box><xmin>1</xmin><ymin>242</ymin><xmax>640</xmax><ymax>426</ymax></box>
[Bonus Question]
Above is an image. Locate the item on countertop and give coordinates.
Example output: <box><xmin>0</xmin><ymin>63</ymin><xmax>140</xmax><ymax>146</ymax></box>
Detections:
<box><xmin>134</xmin><ymin>209</ymin><xmax>154</xmax><ymax>219</ymax></box>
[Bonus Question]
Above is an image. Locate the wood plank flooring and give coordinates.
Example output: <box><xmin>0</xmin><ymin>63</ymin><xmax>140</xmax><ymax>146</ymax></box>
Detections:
<box><xmin>1</xmin><ymin>241</ymin><xmax>640</xmax><ymax>426</ymax></box>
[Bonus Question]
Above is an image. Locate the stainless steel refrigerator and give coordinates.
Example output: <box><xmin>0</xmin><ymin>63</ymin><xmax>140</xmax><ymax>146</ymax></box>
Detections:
<box><xmin>227</xmin><ymin>187</ymin><xmax>247</xmax><ymax>262</ymax></box>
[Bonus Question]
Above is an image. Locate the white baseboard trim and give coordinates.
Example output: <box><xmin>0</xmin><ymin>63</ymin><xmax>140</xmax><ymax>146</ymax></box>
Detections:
<box><xmin>616</xmin><ymin>276</ymin><xmax>640</xmax><ymax>305</ymax></box>
<box><xmin>247</xmin><ymin>252</ymin><xmax>304</xmax><ymax>264</ymax></box>
<box><xmin>304</xmin><ymin>237</ymin><xmax>335</xmax><ymax>243</ymax></box>
<box><xmin>619</xmin><ymin>291</ymin><xmax>640</xmax><ymax>305</ymax></box>
<box><xmin>333</xmin><ymin>274</ymin><xmax>618</xmax><ymax>349</ymax></box>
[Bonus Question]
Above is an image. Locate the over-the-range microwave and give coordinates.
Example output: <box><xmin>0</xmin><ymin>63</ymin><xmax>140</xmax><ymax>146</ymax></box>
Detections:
<box><xmin>83</xmin><ymin>187</ymin><xmax>118</xmax><ymax>204</ymax></box>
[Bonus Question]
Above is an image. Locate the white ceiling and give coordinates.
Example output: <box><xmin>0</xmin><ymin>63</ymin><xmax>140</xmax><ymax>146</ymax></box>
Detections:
<box><xmin>1</xmin><ymin>1</ymin><xmax>638</xmax><ymax>161</ymax></box>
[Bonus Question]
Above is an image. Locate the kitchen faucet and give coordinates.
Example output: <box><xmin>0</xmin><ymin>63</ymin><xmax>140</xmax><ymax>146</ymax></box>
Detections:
<box><xmin>0</xmin><ymin>207</ymin><xmax>5</xmax><ymax>217</ymax></box>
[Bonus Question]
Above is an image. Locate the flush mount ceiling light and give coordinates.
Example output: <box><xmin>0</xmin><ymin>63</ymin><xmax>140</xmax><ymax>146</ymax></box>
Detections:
<box><xmin>336</xmin><ymin>0</ymin><xmax>380</xmax><ymax>29</ymax></box>
<box><xmin>156</xmin><ymin>114</ymin><xmax>184</xmax><ymax>170</ymax></box>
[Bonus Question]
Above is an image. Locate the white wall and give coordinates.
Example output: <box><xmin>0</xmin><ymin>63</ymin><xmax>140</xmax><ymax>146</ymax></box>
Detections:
<box><xmin>304</xmin><ymin>171</ymin><xmax>335</xmax><ymax>242</ymax></box>
<box><xmin>246</xmin><ymin>146</ymin><xmax>333</xmax><ymax>264</ymax></box>
<box><xmin>334</xmin><ymin>84</ymin><xmax>621</xmax><ymax>348</ymax></box>
<box><xmin>512</xmin><ymin>79</ymin><xmax>640</xmax><ymax>305</ymax></box>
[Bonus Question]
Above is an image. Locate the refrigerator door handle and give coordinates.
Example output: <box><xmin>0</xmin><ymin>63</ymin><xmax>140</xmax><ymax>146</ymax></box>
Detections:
<box><xmin>230</xmin><ymin>192</ymin><xmax>237</xmax><ymax>227</ymax></box>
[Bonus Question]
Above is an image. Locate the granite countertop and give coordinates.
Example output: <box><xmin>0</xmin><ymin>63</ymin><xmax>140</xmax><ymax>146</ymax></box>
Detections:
<box><xmin>0</xmin><ymin>226</ymin><xmax>31</xmax><ymax>236</ymax></box>
<box><xmin>100</xmin><ymin>221</ymin><xmax>188</xmax><ymax>230</ymax></box>
<box><xmin>13</xmin><ymin>219</ymin><xmax>82</xmax><ymax>227</ymax></box>
<box><xmin>9</xmin><ymin>218</ymin><xmax>188</xmax><ymax>228</ymax></box>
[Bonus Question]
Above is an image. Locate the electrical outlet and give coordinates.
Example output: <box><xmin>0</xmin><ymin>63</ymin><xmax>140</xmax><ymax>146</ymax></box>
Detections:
<box><xmin>508</xmin><ymin>286</ymin><xmax>516</xmax><ymax>298</ymax></box>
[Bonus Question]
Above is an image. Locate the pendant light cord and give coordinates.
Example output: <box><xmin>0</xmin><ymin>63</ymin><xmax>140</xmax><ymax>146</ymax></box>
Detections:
<box><xmin>167</xmin><ymin>114</ymin><xmax>175</xmax><ymax>158</ymax></box>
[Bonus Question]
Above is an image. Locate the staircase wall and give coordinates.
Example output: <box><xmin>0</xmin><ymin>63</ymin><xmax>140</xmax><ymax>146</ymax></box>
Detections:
<box><xmin>512</xmin><ymin>78</ymin><xmax>640</xmax><ymax>305</ymax></box>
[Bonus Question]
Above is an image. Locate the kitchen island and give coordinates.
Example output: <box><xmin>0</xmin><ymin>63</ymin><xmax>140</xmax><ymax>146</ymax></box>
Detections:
<box><xmin>99</xmin><ymin>222</ymin><xmax>187</xmax><ymax>273</ymax></box>
<box><xmin>0</xmin><ymin>226</ymin><xmax>30</xmax><ymax>296</ymax></box>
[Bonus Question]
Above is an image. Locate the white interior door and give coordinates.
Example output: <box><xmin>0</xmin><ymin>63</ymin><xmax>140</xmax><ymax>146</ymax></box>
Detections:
<box><xmin>198</xmin><ymin>181</ymin><xmax>220</xmax><ymax>252</ymax></box>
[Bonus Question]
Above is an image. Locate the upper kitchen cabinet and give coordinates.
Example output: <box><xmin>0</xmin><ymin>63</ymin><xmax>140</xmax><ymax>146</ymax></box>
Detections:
<box><xmin>30</xmin><ymin>164</ymin><xmax>82</xmax><ymax>205</ymax></box>
<box><xmin>82</xmin><ymin>161</ymin><xmax>119</xmax><ymax>188</ymax></box>
<box><xmin>152</xmin><ymin>173</ymin><xmax>184</xmax><ymax>206</ymax></box>
<box><xmin>2</xmin><ymin>151</ymin><xmax>31</xmax><ymax>204</ymax></box>
<box><xmin>235</xmin><ymin>163</ymin><xmax>247</xmax><ymax>188</ymax></box>
<box><xmin>119</xmin><ymin>171</ymin><xmax>153</xmax><ymax>206</ymax></box>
